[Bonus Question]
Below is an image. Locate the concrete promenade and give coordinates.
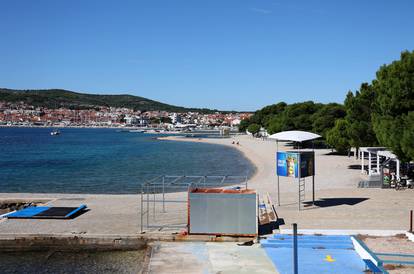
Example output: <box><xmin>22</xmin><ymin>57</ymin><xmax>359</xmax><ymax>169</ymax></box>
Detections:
<box><xmin>2</xmin><ymin>135</ymin><xmax>414</xmax><ymax>273</ymax></box>
<box><xmin>147</xmin><ymin>242</ymin><xmax>277</xmax><ymax>274</ymax></box>
<box><xmin>1</xmin><ymin>135</ymin><xmax>414</xmax><ymax>237</ymax></box>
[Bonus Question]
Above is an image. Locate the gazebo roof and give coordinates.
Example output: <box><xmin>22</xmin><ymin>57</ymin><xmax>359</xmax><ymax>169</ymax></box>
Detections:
<box><xmin>359</xmin><ymin>147</ymin><xmax>387</xmax><ymax>153</ymax></box>
<box><xmin>359</xmin><ymin>147</ymin><xmax>398</xmax><ymax>159</ymax></box>
<box><xmin>377</xmin><ymin>150</ymin><xmax>397</xmax><ymax>159</ymax></box>
<box><xmin>268</xmin><ymin>130</ymin><xmax>321</xmax><ymax>142</ymax></box>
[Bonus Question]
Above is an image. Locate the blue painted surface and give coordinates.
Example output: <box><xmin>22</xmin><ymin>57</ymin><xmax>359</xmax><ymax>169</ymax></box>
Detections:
<box><xmin>363</xmin><ymin>259</ymin><xmax>383</xmax><ymax>273</ymax></box>
<box><xmin>262</xmin><ymin>235</ymin><xmax>366</xmax><ymax>274</ymax></box>
<box><xmin>268</xmin><ymin>235</ymin><xmax>352</xmax><ymax>241</ymax></box>
<box><xmin>65</xmin><ymin>204</ymin><xmax>87</xmax><ymax>218</ymax></box>
<box><xmin>6</xmin><ymin>205</ymin><xmax>87</xmax><ymax>219</ymax></box>
<box><xmin>6</xmin><ymin>206</ymin><xmax>49</xmax><ymax>218</ymax></box>
<box><xmin>262</xmin><ymin>242</ymin><xmax>354</xmax><ymax>249</ymax></box>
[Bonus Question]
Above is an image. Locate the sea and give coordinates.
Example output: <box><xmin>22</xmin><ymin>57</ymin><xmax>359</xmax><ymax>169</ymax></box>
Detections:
<box><xmin>0</xmin><ymin>127</ymin><xmax>255</xmax><ymax>193</ymax></box>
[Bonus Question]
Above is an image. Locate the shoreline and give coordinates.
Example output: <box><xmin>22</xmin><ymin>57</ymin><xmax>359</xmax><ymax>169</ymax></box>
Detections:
<box><xmin>2</xmin><ymin>134</ymin><xmax>414</xmax><ymax>232</ymax></box>
<box><xmin>158</xmin><ymin>135</ymin><xmax>289</xmax><ymax>194</ymax></box>
<box><xmin>158</xmin><ymin>135</ymin><xmax>368</xmax><ymax>194</ymax></box>
<box><xmin>0</xmin><ymin>125</ymin><xmax>155</xmax><ymax>129</ymax></box>
<box><xmin>157</xmin><ymin>135</ymin><xmax>260</xmax><ymax>185</ymax></box>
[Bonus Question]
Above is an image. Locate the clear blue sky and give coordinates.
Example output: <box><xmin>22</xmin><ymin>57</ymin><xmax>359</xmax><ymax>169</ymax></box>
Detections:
<box><xmin>1</xmin><ymin>1</ymin><xmax>413</xmax><ymax>111</ymax></box>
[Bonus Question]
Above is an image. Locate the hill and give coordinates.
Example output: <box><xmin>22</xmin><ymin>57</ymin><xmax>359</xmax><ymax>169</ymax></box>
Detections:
<box><xmin>0</xmin><ymin>88</ymin><xmax>219</xmax><ymax>113</ymax></box>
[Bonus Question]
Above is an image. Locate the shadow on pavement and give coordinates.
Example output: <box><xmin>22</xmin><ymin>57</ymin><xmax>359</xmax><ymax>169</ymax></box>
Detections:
<box><xmin>348</xmin><ymin>164</ymin><xmax>364</xmax><ymax>170</ymax></box>
<box><xmin>303</xmin><ymin>198</ymin><xmax>369</xmax><ymax>208</ymax></box>
<box><xmin>259</xmin><ymin>219</ymin><xmax>285</xmax><ymax>235</ymax></box>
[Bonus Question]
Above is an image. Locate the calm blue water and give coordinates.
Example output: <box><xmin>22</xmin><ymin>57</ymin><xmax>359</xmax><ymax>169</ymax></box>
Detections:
<box><xmin>0</xmin><ymin>128</ymin><xmax>255</xmax><ymax>193</ymax></box>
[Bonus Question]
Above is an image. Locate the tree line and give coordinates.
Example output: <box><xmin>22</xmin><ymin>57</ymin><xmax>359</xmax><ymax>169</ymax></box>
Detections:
<box><xmin>240</xmin><ymin>50</ymin><xmax>414</xmax><ymax>162</ymax></box>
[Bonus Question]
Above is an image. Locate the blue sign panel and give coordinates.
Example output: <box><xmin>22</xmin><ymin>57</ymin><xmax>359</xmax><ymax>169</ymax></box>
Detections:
<box><xmin>276</xmin><ymin>151</ymin><xmax>314</xmax><ymax>178</ymax></box>
<box><xmin>277</xmin><ymin>152</ymin><xmax>299</xmax><ymax>177</ymax></box>
<box><xmin>276</xmin><ymin>152</ymin><xmax>288</xmax><ymax>176</ymax></box>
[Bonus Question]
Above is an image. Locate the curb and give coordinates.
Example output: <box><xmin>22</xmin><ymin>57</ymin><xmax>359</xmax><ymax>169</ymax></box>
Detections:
<box><xmin>279</xmin><ymin>229</ymin><xmax>406</xmax><ymax>236</ymax></box>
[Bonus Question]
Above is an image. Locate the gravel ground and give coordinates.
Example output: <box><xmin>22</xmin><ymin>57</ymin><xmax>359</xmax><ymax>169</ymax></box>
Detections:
<box><xmin>362</xmin><ymin>235</ymin><xmax>414</xmax><ymax>274</ymax></box>
<box><xmin>0</xmin><ymin>250</ymin><xmax>146</xmax><ymax>274</ymax></box>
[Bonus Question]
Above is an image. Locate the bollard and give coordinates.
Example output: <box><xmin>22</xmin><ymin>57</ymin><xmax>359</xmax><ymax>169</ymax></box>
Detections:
<box><xmin>410</xmin><ymin>210</ymin><xmax>413</xmax><ymax>233</ymax></box>
<box><xmin>293</xmin><ymin>223</ymin><xmax>298</xmax><ymax>274</ymax></box>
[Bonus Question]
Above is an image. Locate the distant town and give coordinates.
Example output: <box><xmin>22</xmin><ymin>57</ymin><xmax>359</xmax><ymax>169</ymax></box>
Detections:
<box><xmin>0</xmin><ymin>101</ymin><xmax>252</xmax><ymax>130</ymax></box>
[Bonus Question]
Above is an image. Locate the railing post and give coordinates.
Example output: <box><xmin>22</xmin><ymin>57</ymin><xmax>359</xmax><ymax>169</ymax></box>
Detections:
<box><xmin>146</xmin><ymin>185</ymin><xmax>149</xmax><ymax>229</ymax></box>
<box><xmin>277</xmin><ymin>175</ymin><xmax>280</xmax><ymax>206</ymax></box>
<box><xmin>187</xmin><ymin>183</ymin><xmax>192</xmax><ymax>231</ymax></box>
<box><xmin>162</xmin><ymin>175</ymin><xmax>165</xmax><ymax>213</ymax></box>
<box><xmin>293</xmin><ymin>223</ymin><xmax>298</xmax><ymax>274</ymax></box>
<box><xmin>140</xmin><ymin>187</ymin><xmax>143</xmax><ymax>233</ymax></box>
<box><xmin>153</xmin><ymin>184</ymin><xmax>156</xmax><ymax>221</ymax></box>
<box><xmin>256</xmin><ymin>194</ymin><xmax>260</xmax><ymax>242</ymax></box>
<box><xmin>298</xmin><ymin>176</ymin><xmax>301</xmax><ymax>211</ymax></box>
<box><xmin>410</xmin><ymin>210</ymin><xmax>413</xmax><ymax>233</ymax></box>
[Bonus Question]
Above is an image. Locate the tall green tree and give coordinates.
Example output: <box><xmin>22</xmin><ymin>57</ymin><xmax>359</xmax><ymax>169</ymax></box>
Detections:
<box><xmin>265</xmin><ymin>101</ymin><xmax>320</xmax><ymax>134</ymax></box>
<box><xmin>372</xmin><ymin>50</ymin><xmax>414</xmax><ymax>161</ymax></box>
<box><xmin>344</xmin><ymin>83</ymin><xmax>378</xmax><ymax>153</ymax></box>
<box><xmin>326</xmin><ymin>119</ymin><xmax>351</xmax><ymax>154</ymax></box>
<box><xmin>266</xmin><ymin>115</ymin><xmax>285</xmax><ymax>134</ymax></box>
<box><xmin>281</xmin><ymin>101</ymin><xmax>320</xmax><ymax>132</ymax></box>
<box><xmin>247</xmin><ymin>123</ymin><xmax>261</xmax><ymax>136</ymax></box>
<box><xmin>238</xmin><ymin>118</ymin><xmax>250</xmax><ymax>132</ymax></box>
<box><xmin>312</xmin><ymin>103</ymin><xmax>346</xmax><ymax>138</ymax></box>
<box><xmin>401</xmin><ymin>112</ymin><xmax>414</xmax><ymax>160</ymax></box>
<box><xmin>239</xmin><ymin>102</ymin><xmax>286</xmax><ymax>133</ymax></box>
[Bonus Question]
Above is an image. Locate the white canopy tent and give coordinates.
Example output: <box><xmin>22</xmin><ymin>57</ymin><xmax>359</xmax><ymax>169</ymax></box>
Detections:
<box><xmin>269</xmin><ymin>131</ymin><xmax>321</xmax><ymax>210</ymax></box>
<box><xmin>269</xmin><ymin>130</ymin><xmax>321</xmax><ymax>142</ymax></box>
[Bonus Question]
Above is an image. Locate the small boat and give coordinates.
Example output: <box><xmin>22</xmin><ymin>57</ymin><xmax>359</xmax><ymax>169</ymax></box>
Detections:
<box><xmin>50</xmin><ymin>129</ymin><xmax>60</xmax><ymax>136</ymax></box>
<box><xmin>129</xmin><ymin>129</ymin><xmax>145</xmax><ymax>133</ymax></box>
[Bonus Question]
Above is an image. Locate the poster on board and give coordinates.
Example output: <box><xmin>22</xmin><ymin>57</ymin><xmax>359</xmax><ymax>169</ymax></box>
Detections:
<box><xmin>276</xmin><ymin>151</ymin><xmax>314</xmax><ymax>178</ymax></box>
<box><xmin>299</xmin><ymin>151</ymin><xmax>315</xmax><ymax>177</ymax></box>
<box><xmin>277</xmin><ymin>152</ymin><xmax>299</xmax><ymax>177</ymax></box>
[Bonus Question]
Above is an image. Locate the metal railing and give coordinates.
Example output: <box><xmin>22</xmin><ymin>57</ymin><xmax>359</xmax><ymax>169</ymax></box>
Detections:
<box><xmin>139</xmin><ymin>175</ymin><xmax>248</xmax><ymax>233</ymax></box>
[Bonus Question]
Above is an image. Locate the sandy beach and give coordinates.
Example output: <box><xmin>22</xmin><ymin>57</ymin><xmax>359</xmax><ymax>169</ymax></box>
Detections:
<box><xmin>159</xmin><ymin>134</ymin><xmax>363</xmax><ymax>192</ymax></box>
<box><xmin>1</xmin><ymin>134</ymin><xmax>414</xmax><ymax>237</ymax></box>
<box><xmin>159</xmin><ymin>135</ymin><xmax>414</xmax><ymax>231</ymax></box>
<box><xmin>1</xmin><ymin>133</ymin><xmax>414</xmax><ymax>274</ymax></box>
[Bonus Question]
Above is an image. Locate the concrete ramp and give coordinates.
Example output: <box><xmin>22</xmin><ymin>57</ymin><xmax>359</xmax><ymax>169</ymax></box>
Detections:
<box><xmin>147</xmin><ymin>242</ymin><xmax>278</xmax><ymax>274</ymax></box>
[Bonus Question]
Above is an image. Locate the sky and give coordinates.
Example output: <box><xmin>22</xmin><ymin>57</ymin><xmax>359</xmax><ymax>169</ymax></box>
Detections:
<box><xmin>1</xmin><ymin>1</ymin><xmax>413</xmax><ymax>111</ymax></box>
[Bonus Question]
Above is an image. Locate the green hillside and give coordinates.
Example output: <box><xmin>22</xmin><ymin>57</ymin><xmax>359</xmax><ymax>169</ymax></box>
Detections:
<box><xmin>0</xmin><ymin>88</ymin><xmax>218</xmax><ymax>113</ymax></box>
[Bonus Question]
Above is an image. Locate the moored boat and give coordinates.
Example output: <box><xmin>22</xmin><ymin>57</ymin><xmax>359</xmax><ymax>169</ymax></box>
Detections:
<box><xmin>50</xmin><ymin>129</ymin><xmax>60</xmax><ymax>136</ymax></box>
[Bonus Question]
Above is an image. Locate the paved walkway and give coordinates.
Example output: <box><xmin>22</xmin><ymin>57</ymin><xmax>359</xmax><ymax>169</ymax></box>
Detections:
<box><xmin>0</xmin><ymin>193</ymin><xmax>142</xmax><ymax>235</ymax></box>
<box><xmin>147</xmin><ymin>242</ymin><xmax>277</xmax><ymax>274</ymax></box>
